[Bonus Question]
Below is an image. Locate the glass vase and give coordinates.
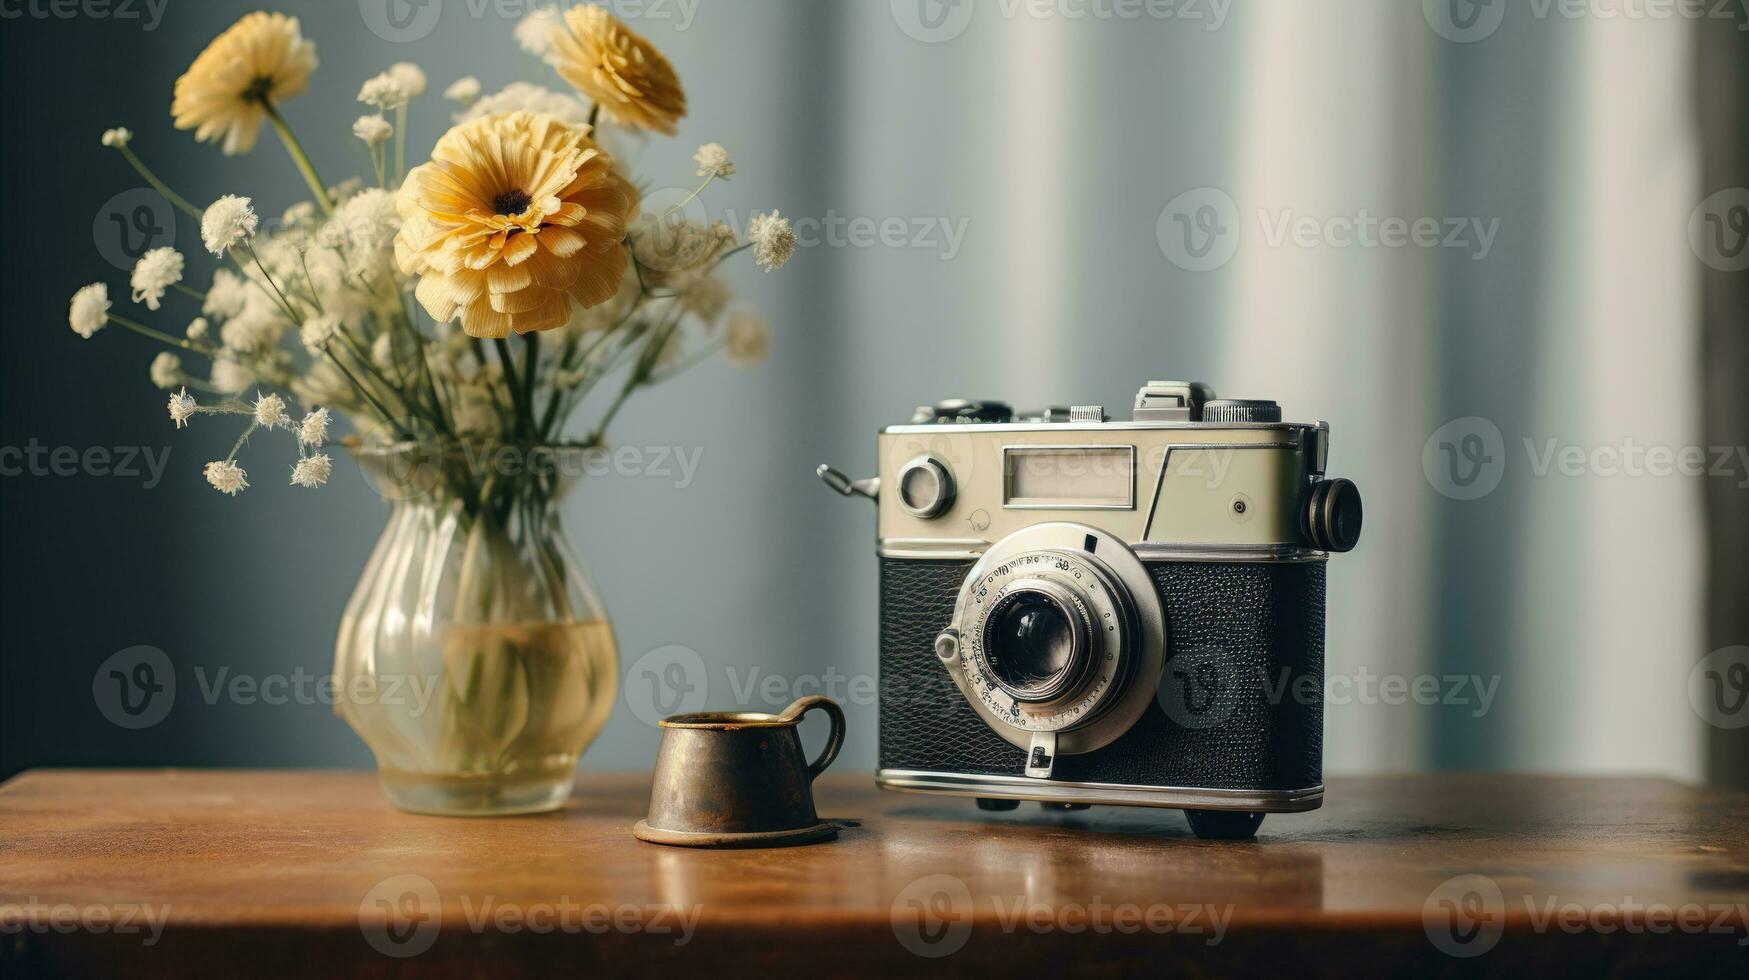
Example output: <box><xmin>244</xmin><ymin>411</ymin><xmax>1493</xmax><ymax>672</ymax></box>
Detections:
<box><xmin>333</xmin><ymin>441</ymin><xmax>618</xmax><ymax>816</ymax></box>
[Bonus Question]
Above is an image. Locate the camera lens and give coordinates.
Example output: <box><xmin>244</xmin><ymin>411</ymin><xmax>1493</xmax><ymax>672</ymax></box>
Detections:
<box><xmin>985</xmin><ymin>590</ymin><xmax>1082</xmax><ymax>701</ymax></box>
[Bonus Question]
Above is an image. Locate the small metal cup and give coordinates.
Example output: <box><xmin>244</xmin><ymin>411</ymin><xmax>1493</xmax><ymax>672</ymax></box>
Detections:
<box><xmin>633</xmin><ymin>695</ymin><xmax>848</xmax><ymax>848</ymax></box>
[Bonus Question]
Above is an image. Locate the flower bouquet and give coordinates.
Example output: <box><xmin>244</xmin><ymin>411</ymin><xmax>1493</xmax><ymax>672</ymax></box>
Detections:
<box><xmin>69</xmin><ymin>6</ymin><xmax>795</xmax><ymax>814</ymax></box>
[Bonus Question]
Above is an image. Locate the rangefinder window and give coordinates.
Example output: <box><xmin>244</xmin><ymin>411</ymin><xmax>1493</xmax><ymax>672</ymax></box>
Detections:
<box><xmin>1003</xmin><ymin>446</ymin><xmax>1135</xmax><ymax>510</ymax></box>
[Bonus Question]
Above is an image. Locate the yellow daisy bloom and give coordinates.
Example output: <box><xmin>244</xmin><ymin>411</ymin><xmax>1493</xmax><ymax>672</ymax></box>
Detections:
<box><xmin>172</xmin><ymin>12</ymin><xmax>318</xmax><ymax>156</ymax></box>
<box><xmin>394</xmin><ymin>111</ymin><xmax>641</xmax><ymax>339</ymax></box>
<box><xmin>548</xmin><ymin>5</ymin><xmax>686</xmax><ymax>136</ymax></box>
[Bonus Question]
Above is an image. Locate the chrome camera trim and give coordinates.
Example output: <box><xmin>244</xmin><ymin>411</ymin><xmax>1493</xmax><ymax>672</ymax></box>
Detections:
<box><xmin>877</xmin><ymin>769</ymin><xmax>1326</xmax><ymax>813</ymax></box>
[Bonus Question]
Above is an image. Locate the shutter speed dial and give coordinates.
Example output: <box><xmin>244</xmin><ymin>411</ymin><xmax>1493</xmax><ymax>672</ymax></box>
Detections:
<box><xmin>896</xmin><ymin>455</ymin><xmax>956</xmax><ymax>519</ymax></box>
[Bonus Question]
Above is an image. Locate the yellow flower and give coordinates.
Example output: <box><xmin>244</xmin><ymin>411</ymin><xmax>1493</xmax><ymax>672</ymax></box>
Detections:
<box><xmin>547</xmin><ymin>5</ymin><xmax>686</xmax><ymax>135</ymax></box>
<box><xmin>172</xmin><ymin>12</ymin><xmax>317</xmax><ymax>155</ymax></box>
<box><xmin>394</xmin><ymin>111</ymin><xmax>641</xmax><ymax>339</ymax></box>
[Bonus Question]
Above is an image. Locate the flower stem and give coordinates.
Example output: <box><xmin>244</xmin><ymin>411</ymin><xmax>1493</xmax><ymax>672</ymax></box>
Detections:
<box><xmin>522</xmin><ymin>332</ymin><xmax>540</xmax><ymax>431</ymax></box>
<box><xmin>241</xmin><ymin>242</ymin><xmax>303</xmax><ymax>325</ymax></box>
<box><xmin>264</xmin><ymin>100</ymin><xmax>333</xmax><ymax>214</ymax></box>
<box><xmin>659</xmin><ymin>173</ymin><xmax>717</xmax><ymax>222</ymax></box>
<box><xmin>320</xmin><ymin>344</ymin><xmax>405</xmax><ymax>435</ymax></box>
<box><xmin>226</xmin><ymin>421</ymin><xmax>259</xmax><ymax>464</ymax></box>
<box><xmin>105</xmin><ymin>313</ymin><xmax>208</xmax><ymax>354</ymax></box>
<box><xmin>111</xmin><ymin>145</ymin><xmax>203</xmax><ymax>221</ymax></box>
<box><xmin>492</xmin><ymin>338</ymin><xmax>530</xmax><ymax>437</ymax></box>
<box><xmin>394</xmin><ymin>103</ymin><xmax>408</xmax><ymax>185</ymax></box>
<box><xmin>171</xmin><ymin>282</ymin><xmax>207</xmax><ymax>302</ymax></box>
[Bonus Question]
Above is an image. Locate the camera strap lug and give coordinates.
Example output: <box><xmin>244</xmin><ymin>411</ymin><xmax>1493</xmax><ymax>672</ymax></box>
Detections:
<box><xmin>1024</xmin><ymin>731</ymin><xmax>1057</xmax><ymax>779</ymax></box>
<box><xmin>816</xmin><ymin>464</ymin><xmax>879</xmax><ymax>502</ymax></box>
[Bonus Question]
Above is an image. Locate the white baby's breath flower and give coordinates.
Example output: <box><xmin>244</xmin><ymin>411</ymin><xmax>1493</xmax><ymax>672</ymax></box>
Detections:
<box><xmin>449</xmin><ymin>385</ymin><xmax>498</xmax><ymax>436</ymax></box>
<box><xmin>297</xmin><ymin>408</ymin><xmax>330</xmax><ymax>448</ymax></box>
<box><xmin>210</xmin><ymin>358</ymin><xmax>254</xmax><ymax>394</ymax></box>
<box><xmin>683</xmin><ymin>275</ymin><xmax>731</xmax><ymax>325</ymax></box>
<box><xmin>388</xmin><ymin>62</ymin><xmax>427</xmax><ymax>99</ymax></box>
<box><xmin>328</xmin><ymin>177</ymin><xmax>365</xmax><ymax>204</ymax></box>
<box><xmin>128</xmin><ymin>246</ymin><xmax>184</xmax><ymax>311</ymax></box>
<box><xmin>204</xmin><ymin>460</ymin><xmax>249</xmax><ymax>495</ymax></box>
<box><xmin>352</xmin><ymin>114</ymin><xmax>393</xmax><ymax>147</ymax></box>
<box><xmin>299</xmin><ymin>313</ymin><xmax>342</xmax><ymax>353</ymax></box>
<box><xmin>455</xmin><ymin>82</ymin><xmax>587</xmax><ymax>125</ymax></box>
<box><xmin>290</xmin><ymin>453</ymin><xmax>332</xmax><ymax>489</ymax></box>
<box><xmin>514</xmin><ymin>5</ymin><xmax>563</xmax><ymax>55</ymax></box>
<box><xmin>201</xmin><ymin>194</ymin><xmax>258</xmax><ymax>256</ymax></box>
<box><xmin>149</xmin><ymin>352</ymin><xmax>182</xmax><ymax>389</ymax></box>
<box><xmin>748</xmin><ymin>210</ymin><xmax>796</xmax><ymax>272</ymax></box>
<box><xmin>725</xmin><ymin>310</ymin><xmax>773</xmax><ymax>366</ymax></box>
<box><xmin>69</xmin><ymin>283</ymin><xmax>111</xmax><ymax>339</ymax></box>
<box><xmin>101</xmin><ymin>127</ymin><xmax>132</xmax><ymax>148</ymax></box>
<box><xmin>357</xmin><ymin>72</ymin><xmax>409</xmax><ymax>110</ymax></box>
<box><xmin>253</xmin><ymin>392</ymin><xmax>290</xmax><ymax>429</ymax></box>
<box><xmin>186</xmin><ymin>317</ymin><xmax>211</xmax><ymax>342</ymax></box>
<box><xmin>371</xmin><ymin>332</ymin><xmax>397</xmax><ymax>372</ymax></box>
<box><xmin>202</xmin><ymin>269</ymin><xmax>249</xmax><ymax>319</ymax></box>
<box><xmin>693</xmin><ymin>143</ymin><xmax>734</xmax><ymax>179</ymax></box>
<box><xmin>282</xmin><ymin>201</ymin><xmax>317</xmax><ymax>227</ymax></box>
<box><xmin>443</xmin><ymin>75</ymin><xmax>481</xmax><ymax>104</ymax></box>
<box><xmin>168</xmin><ymin>387</ymin><xmax>197</xmax><ymax>428</ymax></box>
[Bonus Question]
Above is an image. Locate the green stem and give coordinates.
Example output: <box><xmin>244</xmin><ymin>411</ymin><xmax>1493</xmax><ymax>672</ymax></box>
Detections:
<box><xmin>492</xmin><ymin>338</ymin><xmax>529</xmax><ymax>437</ymax></box>
<box><xmin>171</xmin><ymin>282</ymin><xmax>207</xmax><ymax>302</ymax></box>
<box><xmin>105</xmin><ymin>313</ymin><xmax>208</xmax><ymax>354</ymax></box>
<box><xmin>321</xmin><ymin>345</ymin><xmax>405</xmax><ymax>435</ymax></box>
<box><xmin>112</xmin><ymin>145</ymin><xmax>202</xmax><ymax>221</ymax></box>
<box><xmin>225</xmin><ymin>420</ymin><xmax>260</xmax><ymax>464</ymax></box>
<box><xmin>240</xmin><ymin>242</ymin><xmax>302</xmax><ymax>326</ymax></box>
<box><xmin>264</xmin><ymin>100</ymin><xmax>333</xmax><ymax>214</ymax></box>
<box><xmin>521</xmin><ymin>332</ymin><xmax>540</xmax><ymax>433</ymax></box>
<box><xmin>394</xmin><ymin>103</ymin><xmax>408</xmax><ymax>185</ymax></box>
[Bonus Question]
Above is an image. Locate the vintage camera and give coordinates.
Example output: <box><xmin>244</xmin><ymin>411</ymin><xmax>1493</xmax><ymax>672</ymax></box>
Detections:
<box><xmin>820</xmin><ymin>381</ymin><xmax>1361</xmax><ymax>839</ymax></box>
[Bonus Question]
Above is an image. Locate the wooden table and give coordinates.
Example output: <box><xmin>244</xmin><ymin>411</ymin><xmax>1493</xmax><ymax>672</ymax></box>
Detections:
<box><xmin>1</xmin><ymin>771</ymin><xmax>1745</xmax><ymax>977</ymax></box>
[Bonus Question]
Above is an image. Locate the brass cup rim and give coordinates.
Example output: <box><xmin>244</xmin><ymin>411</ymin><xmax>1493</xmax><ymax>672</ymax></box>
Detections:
<box><xmin>658</xmin><ymin>710</ymin><xmax>797</xmax><ymax>730</ymax></box>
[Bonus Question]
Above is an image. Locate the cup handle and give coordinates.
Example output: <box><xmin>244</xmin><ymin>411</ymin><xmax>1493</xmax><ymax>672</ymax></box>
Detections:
<box><xmin>779</xmin><ymin>695</ymin><xmax>845</xmax><ymax>781</ymax></box>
